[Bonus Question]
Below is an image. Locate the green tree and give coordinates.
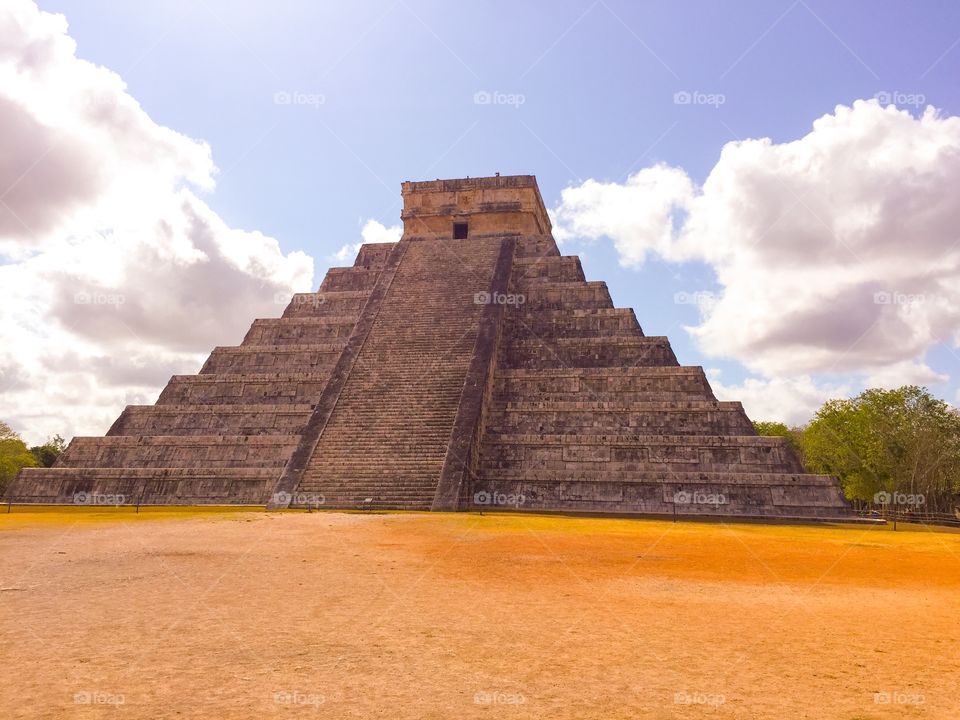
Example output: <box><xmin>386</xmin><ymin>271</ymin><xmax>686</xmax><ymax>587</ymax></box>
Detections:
<box><xmin>753</xmin><ymin>420</ymin><xmax>805</xmax><ymax>464</ymax></box>
<box><xmin>30</xmin><ymin>434</ymin><xmax>67</xmax><ymax>468</ymax></box>
<box><xmin>753</xmin><ymin>421</ymin><xmax>789</xmax><ymax>437</ymax></box>
<box><xmin>0</xmin><ymin>421</ymin><xmax>38</xmax><ymax>495</ymax></box>
<box><xmin>801</xmin><ymin>387</ymin><xmax>960</xmax><ymax>513</ymax></box>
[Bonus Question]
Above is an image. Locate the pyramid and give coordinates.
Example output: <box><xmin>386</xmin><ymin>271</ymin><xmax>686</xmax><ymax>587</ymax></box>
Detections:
<box><xmin>7</xmin><ymin>175</ymin><xmax>849</xmax><ymax>518</ymax></box>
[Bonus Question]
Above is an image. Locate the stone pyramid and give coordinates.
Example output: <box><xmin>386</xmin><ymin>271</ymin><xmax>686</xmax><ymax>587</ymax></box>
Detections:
<box><xmin>7</xmin><ymin>175</ymin><xmax>849</xmax><ymax>518</ymax></box>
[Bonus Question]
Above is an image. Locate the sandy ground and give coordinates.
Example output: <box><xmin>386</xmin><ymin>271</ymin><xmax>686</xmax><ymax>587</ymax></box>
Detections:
<box><xmin>1</xmin><ymin>509</ymin><xmax>959</xmax><ymax>719</ymax></box>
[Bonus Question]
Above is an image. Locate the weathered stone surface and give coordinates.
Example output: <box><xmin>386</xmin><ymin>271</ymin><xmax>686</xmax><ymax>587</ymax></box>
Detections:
<box><xmin>5</xmin><ymin>174</ymin><xmax>849</xmax><ymax>518</ymax></box>
<box><xmin>292</xmin><ymin>236</ymin><xmax>506</xmax><ymax>510</ymax></box>
<box><xmin>107</xmin><ymin>404</ymin><xmax>312</xmax><ymax>436</ymax></box>
<box><xmin>243</xmin><ymin>317</ymin><xmax>357</xmax><ymax>346</ymax></box>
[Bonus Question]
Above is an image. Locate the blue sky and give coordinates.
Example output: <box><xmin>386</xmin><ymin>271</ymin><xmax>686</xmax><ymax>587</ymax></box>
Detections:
<box><xmin>3</xmin><ymin>0</ymin><xmax>960</xmax><ymax>440</ymax></box>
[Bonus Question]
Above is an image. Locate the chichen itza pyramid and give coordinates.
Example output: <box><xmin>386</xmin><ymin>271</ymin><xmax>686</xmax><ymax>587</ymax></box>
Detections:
<box><xmin>7</xmin><ymin>175</ymin><xmax>849</xmax><ymax>518</ymax></box>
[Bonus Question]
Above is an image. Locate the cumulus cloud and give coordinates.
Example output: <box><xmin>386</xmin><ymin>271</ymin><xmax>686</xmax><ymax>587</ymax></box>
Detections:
<box><xmin>330</xmin><ymin>219</ymin><xmax>401</xmax><ymax>263</ymax></box>
<box><xmin>0</xmin><ymin>0</ymin><xmax>314</xmax><ymax>443</ymax></box>
<box><xmin>861</xmin><ymin>360</ymin><xmax>948</xmax><ymax>389</ymax></box>
<box><xmin>552</xmin><ymin>100</ymin><xmax>960</xmax><ymax>403</ymax></box>
<box><xmin>707</xmin><ymin>370</ymin><xmax>853</xmax><ymax>427</ymax></box>
<box><xmin>551</xmin><ymin>164</ymin><xmax>693</xmax><ymax>266</ymax></box>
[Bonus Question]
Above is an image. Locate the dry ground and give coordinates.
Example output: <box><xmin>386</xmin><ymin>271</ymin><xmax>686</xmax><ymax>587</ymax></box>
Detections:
<box><xmin>1</xmin><ymin>508</ymin><xmax>959</xmax><ymax>719</ymax></box>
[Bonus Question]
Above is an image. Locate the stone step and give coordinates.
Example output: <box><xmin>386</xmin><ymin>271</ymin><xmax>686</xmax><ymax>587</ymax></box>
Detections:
<box><xmin>299</xmin><ymin>481</ymin><xmax>439</xmax><ymax>492</ymax></box>
<box><xmin>320</xmin><ymin>402</ymin><xmax>463</xmax><ymax>414</ymax></box>
<box><xmin>309</xmin><ymin>500</ymin><xmax>434</xmax><ymax>510</ymax></box>
<box><xmin>468</xmin><ymin>471</ymin><xmax>847</xmax><ymax>517</ymax></box>
<box><xmin>485</xmin><ymin>432</ymin><xmax>781</xmax><ymax>445</ymax></box>
<box><xmin>281</xmin><ymin>290</ymin><xmax>370</xmax><ymax>318</ymax></box>
<box><xmin>157</xmin><ymin>373</ymin><xmax>331</xmax><ymax>405</ymax></box>
<box><xmin>353</xmin><ymin>242</ymin><xmax>396</xmax><ymax>270</ymax></box>
<box><xmin>497</xmin><ymin>399</ymin><xmax>741</xmax><ymax>411</ymax></box>
<box><xmin>505</xmin><ymin>308</ymin><xmax>642</xmax><ymax>338</ymax></box>
<box><xmin>494</xmin><ymin>366</ymin><xmax>713</xmax><ymax>398</ymax></box>
<box><xmin>7</xmin><ymin>467</ymin><xmax>277</xmax><ymax>505</ymax></box>
<box><xmin>314</xmin><ymin>427</ymin><xmax>455</xmax><ymax>436</ymax></box>
<box><xmin>303</xmin><ymin>463</ymin><xmax>443</xmax><ymax>472</ymax></box>
<box><xmin>487</xmin><ymin>401</ymin><xmax>754</xmax><ymax>435</ymax></box>
<box><xmin>319</xmin><ymin>266</ymin><xmax>381</xmax><ymax>292</ymax></box>
<box><xmin>242</xmin><ymin>316</ymin><xmax>358</xmax><ymax>346</ymax></box>
<box><xmin>513</xmin><ymin>234</ymin><xmax>560</xmax><ymax>258</ymax></box>
<box><xmin>107</xmin><ymin>404</ymin><xmax>314</xmax><ymax>436</ymax></box>
<box><xmin>301</xmin><ymin>481</ymin><xmax>441</xmax><ymax>491</ymax></box>
<box><xmin>502</xmin><ymin>336</ymin><xmax>678</xmax><ymax>369</ymax></box>
<box><xmin>58</xmin><ymin>435</ymin><xmax>299</xmax><ymax>469</ymax></box>
<box><xmin>511</xmin><ymin>255</ymin><xmax>584</xmax><ymax>283</ymax></box>
<box><xmin>519</xmin><ymin>281</ymin><xmax>613</xmax><ymax>310</ymax></box>
<box><xmin>478</xmin><ymin>469</ymin><xmax>840</xmax><ymax>486</ymax></box>
<box><xmin>481</xmin><ymin>434</ymin><xmax>801</xmax><ymax>473</ymax></box>
<box><xmin>199</xmin><ymin>344</ymin><xmax>346</xmax><ymax>374</ymax></box>
<box><xmin>469</xmin><ymin>474</ymin><xmax>848</xmax><ymax>515</ymax></box>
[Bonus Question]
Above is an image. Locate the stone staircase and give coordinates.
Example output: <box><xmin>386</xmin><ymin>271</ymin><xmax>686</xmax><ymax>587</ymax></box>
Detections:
<box><xmin>293</xmin><ymin>237</ymin><xmax>506</xmax><ymax>510</ymax></box>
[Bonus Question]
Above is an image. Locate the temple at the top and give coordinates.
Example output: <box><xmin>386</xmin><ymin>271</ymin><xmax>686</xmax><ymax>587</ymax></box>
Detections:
<box><xmin>6</xmin><ymin>174</ymin><xmax>849</xmax><ymax>518</ymax></box>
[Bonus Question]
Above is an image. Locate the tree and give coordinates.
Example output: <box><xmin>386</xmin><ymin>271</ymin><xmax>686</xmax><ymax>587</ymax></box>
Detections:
<box><xmin>801</xmin><ymin>387</ymin><xmax>960</xmax><ymax>513</ymax></box>
<box><xmin>30</xmin><ymin>434</ymin><xmax>67</xmax><ymax>468</ymax></box>
<box><xmin>0</xmin><ymin>421</ymin><xmax>38</xmax><ymax>495</ymax></box>
<box><xmin>753</xmin><ymin>421</ymin><xmax>789</xmax><ymax>437</ymax></box>
<box><xmin>753</xmin><ymin>420</ymin><xmax>805</xmax><ymax>464</ymax></box>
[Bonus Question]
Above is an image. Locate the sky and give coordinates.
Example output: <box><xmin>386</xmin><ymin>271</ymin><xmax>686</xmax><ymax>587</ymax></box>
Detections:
<box><xmin>2</xmin><ymin>0</ymin><xmax>960</xmax><ymax>443</ymax></box>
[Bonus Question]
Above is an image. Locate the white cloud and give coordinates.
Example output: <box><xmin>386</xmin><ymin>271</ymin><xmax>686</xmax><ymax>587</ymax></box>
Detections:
<box><xmin>0</xmin><ymin>0</ymin><xmax>314</xmax><ymax>443</ymax></box>
<box><xmin>550</xmin><ymin>164</ymin><xmax>693</xmax><ymax>266</ymax></box>
<box><xmin>360</xmin><ymin>219</ymin><xmax>402</xmax><ymax>244</ymax></box>
<box><xmin>330</xmin><ymin>219</ymin><xmax>401</xmax><ymax>263</ymax></box>
<box><xmin>861</xmin><ymin>360</ymin><xmax>947</xmax><ymax>389</ymax></box>
<box><xmin>553</xmin><ymin>100</ymin><xmax>960</xmax><ymax>394</ymax></box>
<box><xmin>707</xmin><ymin>370</ymin><xmax>853</xmax><ymax>427</ymax></box>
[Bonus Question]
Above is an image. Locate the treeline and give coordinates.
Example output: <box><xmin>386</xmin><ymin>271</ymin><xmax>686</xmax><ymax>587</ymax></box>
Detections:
<box><xmin>754</xmin><ymin>386</ymin><xmax>960</xmax><ymax>513</ymax></box>
<box><xmin>0</xmin><ymin>422</ymin><xmax>66</xmax><ymax>494</ymax></box>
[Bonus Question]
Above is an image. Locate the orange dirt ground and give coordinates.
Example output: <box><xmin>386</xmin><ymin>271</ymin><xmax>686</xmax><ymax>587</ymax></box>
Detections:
<box><xmin>1</xmin><ymin>508</ymin><xmax>958</xmax><ymax>719</ymax></box>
